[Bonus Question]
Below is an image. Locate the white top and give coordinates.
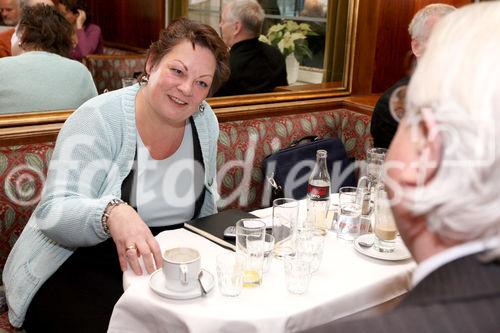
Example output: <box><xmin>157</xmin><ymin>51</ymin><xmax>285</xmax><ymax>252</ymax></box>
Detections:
<box><xmin>412</xmin><ymin>236</ymin><xmax>500</xmax><ymax>287</ymax></box>
<box><xmin>132</xmin><ymin>121</ymin><xmax>199</xmax><ymax>227</ymax></box>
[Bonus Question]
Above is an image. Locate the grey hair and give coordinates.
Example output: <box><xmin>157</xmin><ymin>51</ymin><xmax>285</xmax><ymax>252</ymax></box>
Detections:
<box><xmin>224</xmin><ymin>0</ymin><xmax>264</xmax><ymax>36</ymax></box>
<box><xmin>402</xmin><ymin>2</ymin><xmax>500</xmax><ymax>244</ymax></box>
<box><xmin>408</xmin><ymin>3</ymin><xmax>455</xmax><ymax>41</ymax></box>
<box><xmin>20</xmin><ymin>0</ymin><xmax>53</xmax><ymax>10</ymax></box>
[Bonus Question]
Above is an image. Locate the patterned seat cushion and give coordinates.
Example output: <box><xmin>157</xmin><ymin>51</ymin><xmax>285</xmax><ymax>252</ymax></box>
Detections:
<box><xmin>217</xmin><ymin>109</ymin><xmax>372</xmax><ymax>211</ymax></box>
<box><xmin>0</xmin><ymin>143</ymin><xmax>54</xmax><ymax>277</ymax></box>
<box><xmin>82</xmin><ymin>54</ymin><xmax>147</xmax><ymax>93</ymax></box>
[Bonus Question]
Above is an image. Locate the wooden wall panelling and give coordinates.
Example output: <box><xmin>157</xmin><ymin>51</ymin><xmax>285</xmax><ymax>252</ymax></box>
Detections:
<box><xmin>84</xmin><ymin>0</ymin><xmax>164</xmax><ymax>49</ymax></box>
<box><xmin>353</xmin><ymin>0</ymin><xmax>473</xmax><ymax>95</ymax></box>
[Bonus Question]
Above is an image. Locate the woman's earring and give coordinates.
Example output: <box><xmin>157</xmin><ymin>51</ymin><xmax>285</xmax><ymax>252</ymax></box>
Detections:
<box><xmin>198</xmin><ymin>104</ymin><xmax>205</xmax><ymax>113</ymax></box>
<box><xmin>139</xmin><ymin>74</ymin><xmax>149</xmax><ymax>85</ymax></box>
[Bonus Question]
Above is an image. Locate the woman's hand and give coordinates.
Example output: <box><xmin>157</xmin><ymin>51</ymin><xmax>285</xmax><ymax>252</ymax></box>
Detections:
<box><xmin>107</xmin><ymin>204</ymin><xmax>162</xmax><ymax>275</ymax></box>
<box><xmin>76</xmin><ymin>9</ymin><xmax>86</xmax><ymax>29</ymax></box>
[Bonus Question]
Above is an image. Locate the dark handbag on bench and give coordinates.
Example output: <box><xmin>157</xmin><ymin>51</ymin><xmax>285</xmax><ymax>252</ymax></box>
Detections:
<box><xmin>262</xmin><ymin>136</ymin><xmax>356</xmax><ymax>206</ymax></box>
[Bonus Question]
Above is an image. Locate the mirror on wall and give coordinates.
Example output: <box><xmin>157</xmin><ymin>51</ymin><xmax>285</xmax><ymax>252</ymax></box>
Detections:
<box><xmin>0</xmin><ymin>0</ymin><xmax>358</xmax><ymax>122</ymax></box>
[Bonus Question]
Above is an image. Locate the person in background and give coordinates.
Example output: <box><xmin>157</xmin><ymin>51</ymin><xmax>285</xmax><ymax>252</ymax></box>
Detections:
<box><xmin>0</xmin><ymin>4</ymin><xmax>97</xmax><ymax>114</ymax></box>
<box><xmin>370</xmin><ymin>3</ymin><xmax>455</xmax><ymax>149</ymax></box>
<box><xmin>307</xmin><ymin>2</ymin><xmax>500</xmax><ymax>332</ymax></box>
<box><xmin>0</xmin><ymin>0</ymin><xmax>20</xmax><ymax>26</ymax></box>
<box><xmin>214</xmin><ymin>0</ymin><xmax>287</xmax><ymax>96</ymax></box>
<box><xmin>3</xmin><ymin>17</ymin><xmax>229</xmax><ymax>331</ymax></box>
<box><xmin>0</xmin><ymin>0</ymin><xmax>52</xmax><ymax>57</ymax></box>
<box><xmin>58</xmin><ymin>0</ymin><xmax>102</xmax><ymax>61</ymax></box>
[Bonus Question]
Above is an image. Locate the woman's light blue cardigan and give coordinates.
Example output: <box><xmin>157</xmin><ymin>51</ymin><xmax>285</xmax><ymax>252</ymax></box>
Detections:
<box><xmin>2</xmin><ymin>85</ymin><xmax>219</xmax><ymax>327</ymax></box>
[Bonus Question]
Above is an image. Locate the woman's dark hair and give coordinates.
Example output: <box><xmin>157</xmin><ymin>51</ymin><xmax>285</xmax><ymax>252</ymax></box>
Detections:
<box><xmin>145</xmin><ymin>18</ymin><xmax>230</xmax><ymax>97</ymax></box>
<box><xmin>18</xmin><ymin>4</ymin><xmax>73</xmax><ymax>56</ymax></box>
<box><xmin>58</xmin><ymin>0</ymin><xmax>91</xmax><ymax>23</ymax></box>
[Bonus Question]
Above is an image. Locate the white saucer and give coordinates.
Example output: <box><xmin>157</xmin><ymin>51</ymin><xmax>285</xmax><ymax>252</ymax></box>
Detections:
<box><xmin>149</xmin><ymin>269</ymin><xmax>214</xmax><ymax>300</ymax></box>
<box><xmin>354</xmin><ymin>234</ymin><xmax>412</xmax><ymax>261</ymax></box>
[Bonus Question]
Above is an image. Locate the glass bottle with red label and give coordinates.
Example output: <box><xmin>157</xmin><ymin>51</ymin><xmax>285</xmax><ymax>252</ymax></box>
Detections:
<box><xmin>306</xmin><ymin>150</ymin><xmax>330</xmax><ymax>234</ymax></box>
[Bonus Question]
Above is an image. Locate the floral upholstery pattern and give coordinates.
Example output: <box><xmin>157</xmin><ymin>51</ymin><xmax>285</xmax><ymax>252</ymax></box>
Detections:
<box><xmin>82</xmin><ymin>54</ymin><xmax>146</xmax><ymax>93</ymax></box>
<box><xmin>0</xmin><ymin>143</ymin><xmax>54</xmax><ymax>277</ymax></box>
<box><xmin>217</xmin><ymin>109</ymin><xmax>372</xmax><ymax>211</ymax></box>
<box><xmin>0</xmin><ymin>109</ymin><xmax>371</xmax><ymax>276</ymax></box>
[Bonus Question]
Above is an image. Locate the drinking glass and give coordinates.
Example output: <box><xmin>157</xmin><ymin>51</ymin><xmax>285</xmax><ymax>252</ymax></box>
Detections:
<box><xmin>272</xmin><ymin>198</ymin><xmax>298</xmax><ymax>258</ymax></box>
<box><xmin>337</xmin><ymin>186</ymin><xmax>362</xmax><ymax>241</ymax></box>
<box><xmin>216</xmin><ymin>251</ymin><xmax>244</xmax><ymax>296</ymax></box>
<box><xmin>121</xmin><ymin>77</ymin><xmax>137</xmax><ymax>87</ymax></box>
<box><xmin>263</xmin><ymin>233</ymin><xmax>275</xmax><ymax>273</ymax></box>
<box><xmin>283</xmin><ymin>253</ymin><xmax>312</xmax><ymax>294</ymax></box>
<box><xmin>357</xmin><ymin>176</ymin><xmax>372</xmax><ymax>234</ymax></box>
<box><xmin>235</xmin><ymin>219</ymin><xmax>266</xmax><ymax>288</ymax></box>
<box><xmin>296</xmin><ymin>228</ymin><xmax>325</xmax><ymax>273</ymax></box>
<box><xmin>366</xmin><ymin>147</ymin><xmax>388</xmax><ymax>188</ymax></box>
<box><xmin>373</xmin><ymin>185</ymin><xmax>398</xmax><ymax>253</ymax></box>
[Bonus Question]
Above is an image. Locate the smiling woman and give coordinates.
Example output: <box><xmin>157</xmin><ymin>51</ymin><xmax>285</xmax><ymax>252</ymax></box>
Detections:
<box><xmin>2</xmin><ymin>17</ymin><xmax>230</xmax><ymax>331</ymax></box>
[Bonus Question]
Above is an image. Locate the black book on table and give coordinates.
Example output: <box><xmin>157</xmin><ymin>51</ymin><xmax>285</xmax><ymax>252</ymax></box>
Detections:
<box><xmin>183</xmin><ymin>209</ymin><xmax>257</xmax><ymax>251</ymax></box>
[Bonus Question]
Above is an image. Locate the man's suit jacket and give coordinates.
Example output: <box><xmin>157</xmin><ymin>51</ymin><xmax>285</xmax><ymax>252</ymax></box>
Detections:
<box><xmin>214</xmin><ymin>38</ymin><xmax>287</xmax><ymax>97</ymax></box>
<box><xmin>305</xmin><ymin>254</ymin><xmax>500</xmax><ymax>333</ymax></box>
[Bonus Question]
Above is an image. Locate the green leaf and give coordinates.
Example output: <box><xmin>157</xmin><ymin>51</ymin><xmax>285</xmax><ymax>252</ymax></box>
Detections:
<box><xmin>259</xmin><ymin>123</ymin><xmax>266</xmax><ymax>138</ymax></box>
<box><xmin>355</xmin><ymin>120</ymin><xmax>365</xmax><ymax>137</ymax></box>
<box><xmin>219</xmin><ymin>131</ymin><xmax>230</xmax><ymax>147</ymax></box>
<box><xmin>235</xmin><ymin>168</ymin><xmax>243</xmax><ymax>186</ymax></box>
<box><xmin>342</xmin><ymin>116</ymin><xmax>348</xmax><ymax>129</ymax></box>
<box><xmin>4</xmin><ymin>207</ymin><xmax>15</xmax><ymax>230</ymax></box>
<box><xmin>247</xmin><ymin>187</ymin><xmax>257</xmax><ymax>206</ymax></box>
<box><xmin>311</xmin><ymin>116</ymin><xmax>318</xmax><ymax>131</ymax></box>
<box><xmin>230</xmin><ymin>127</ymin><xmax>238</xmax><ymax>144</ymax></box>
<box><xmin>251</xmin><ymin>168</ymin><xmax>263</xmax><ymax>183</ymax></box>
<box><xmin>275</xmin><ymin>122</ymin><xmax>287</xmax><ymax>138</ymax></box>
<box><xmin>216</xmin><ymin>152</ymin><xmax>225</xmax><ymax>169</ymax></box>
<box><xmin>25</xmin><ymin>153</ymin><xmax>44</xmax><ymax>171</ymax></box>
<box><xmin>0</xmin><ymin>153</ymin><xmax>8</xmax><ymax>175</ymax></box>
<box><xmin>286</xmin><ymin>119</ymin><xmax>293</xmax><ymax>134</ymax></box>
<box><xmin>235</xmin><ymin>148</ymin><xmax>243</xmax><ymax>161</ymax></box>
<box><xmin>263</xmin><ymin>142</ymin><xmax>272</xmax><ymax>156</ymax></box>
<box><xmin>324</xmin><ymin>115</ymin><xmax>335</xmax><ymax>129</ymax></box>
<box><xmin>247</xmin><ymin>127</ymin><xmax>259</xmax><ymax>142</ymax></box>
<box><xmin>345</xmin><ymin>138</ymin><xmax>357</xmax><ymax>152</ymax></box>
<box><xmin>20</xmin><ymin>180</ymin><xmax>36</xmax><ymax>201</ymax></box>
<box><xmin>300</xmin><ymin>118</ymin><xmax>313</xmax><ymax>133</ymax></box>
<box><xmin>222</xmin><ymin>174</ymin><xmax>234</xmax><ymax>189</ymax></box>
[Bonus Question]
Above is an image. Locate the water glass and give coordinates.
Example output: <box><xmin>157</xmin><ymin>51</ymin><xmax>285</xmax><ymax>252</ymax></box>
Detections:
<box><xmin>272</xmin><ymin>198</ymin><xmax>298</xmax><ymax>258</ymax></box>
<box><xmin>216</xmin><ymin>251</ymin><xmax>244</xmax><ymax>297</ymax></box>
<box><xmin>296</xmin><ymin>228</ymin><xmax>325</xmax><ymax>273</ymax></box>
<box><xmin>283</xmin><ymin>253</ymin><xmax>312</xmax><ymax>294</ymax></box>
<box><xmin>121</xmin><ymin>77</ymin><xmax>137</xmax><ymax>87</ymax></box>
<box><xmin>366</xmin><ymin>147</ymin><xmax>388</xmax><ymax>187</ymax></box>
<box><xmin>373</xmin><ymin>185</ymin><xmax>398</xmax><ymax>253</ymax></box>
<box><xmin>236</xmin><ymin>219</ymin><xmax>266</xmax><ymax>288</ymax></box>
<box><xmin>337</xmin><ymin>186</ymin><xmax>362</xmax><ymax>241</ymax></box>
<box><xmin>263</xmin><ymin>233</ymin><xmax>275</xmax><ymax>273</ymax></box>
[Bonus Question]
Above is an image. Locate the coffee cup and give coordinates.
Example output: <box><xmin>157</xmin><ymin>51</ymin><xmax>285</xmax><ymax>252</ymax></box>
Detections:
<box><xmin>162</xmin><ymin>247</ymin><xmax>201</xmax><ymax>292</ymax></box>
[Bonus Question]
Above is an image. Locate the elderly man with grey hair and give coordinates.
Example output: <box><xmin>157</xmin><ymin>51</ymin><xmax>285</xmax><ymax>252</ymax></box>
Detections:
<box><xmin>0</xmin><ymin>0</ymin><xmax>53</xmax><ymax>57</ymax></box>
<box><xmin>305</xmin><ymin>2</ymin><xmax>500</xmax><ymax>332</ymax></box>
<box><xmin>370</xmin><ymin>3</ymin><xmax>455</xmax><ymax>149</ymax></box>
<box><xmin>214</xmin><ymin>0</ymin><xmax>287</xmax><ymax>96</ymax></box>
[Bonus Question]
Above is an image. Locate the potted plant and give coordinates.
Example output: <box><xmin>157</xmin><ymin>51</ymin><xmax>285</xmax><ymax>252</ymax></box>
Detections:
<box><xmin>259</xmin><ymin>20</ymin><xmax>317</xmax><ymax>83</ymax></box>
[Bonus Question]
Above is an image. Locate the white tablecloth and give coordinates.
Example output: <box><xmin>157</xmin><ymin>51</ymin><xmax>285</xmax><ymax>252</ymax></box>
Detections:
<box><xmin>108</xmin><ymin>205</ymin><xmax>415</xmax><ymax>333</ymax></box>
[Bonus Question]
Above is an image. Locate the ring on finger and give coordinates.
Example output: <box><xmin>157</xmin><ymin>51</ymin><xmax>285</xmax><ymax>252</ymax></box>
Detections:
<box><xmin>126</xmin><ymin>244</ymin><xmax>137</xmax><ymax>252</ymax></box>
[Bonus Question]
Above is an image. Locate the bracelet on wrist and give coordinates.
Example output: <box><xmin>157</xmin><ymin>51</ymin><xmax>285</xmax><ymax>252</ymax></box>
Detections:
<box><xmin>101</xmin><ymin>198</ymin><xmax>127</xmax><ymax>235</ymax></box>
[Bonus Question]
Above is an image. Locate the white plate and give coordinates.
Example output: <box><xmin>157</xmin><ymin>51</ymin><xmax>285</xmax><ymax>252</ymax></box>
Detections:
<box><xmin>354</xmin><ymin>234</ymin><xmax>412</xmax><ymax>261</ymax></box>
<box><xmin>149</xmin><ymin>269</ymin><xmax>214</xmax><ymax>300</ymax></box>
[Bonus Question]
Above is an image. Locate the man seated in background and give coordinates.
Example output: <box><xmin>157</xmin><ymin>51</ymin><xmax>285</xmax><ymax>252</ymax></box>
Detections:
<box><xmin>370</xmin><ymin>3</ymin><xmax>455</xmax><ymax>149</ymax></box>
<box><xmin>306</xmin><ymin>2</ymin><xmax>500</xmax><ymax>332</ymax></box>
<box><xmin>214</xmin><ymin>0</ymin><xmax>287</xmax><ymax>97</ymax></box>
<box><xmin>0</xmin><ymin>0</ymin><xmax>52</xmax><ymax>57</ymax></box>
<box><xmin>0</xmin><ymin>0</ymin><xmax>20</xmax><ymax>26</ymax></box>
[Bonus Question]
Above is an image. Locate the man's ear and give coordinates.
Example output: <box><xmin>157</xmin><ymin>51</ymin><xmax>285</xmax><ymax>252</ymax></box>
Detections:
<box><xmin>145</xmin><ymin>55</ymin><xmax>154</xmax><ymax>75</ymax></box>
<box><xmin>416</xmin><ymin>108</ymin><xmax>443</xmax><ymax>185</ymax></box>
<box><xmin>233</xmin><ymin>20</ymin><xmax>243</xmax><ymax>36</ymax></box>
<box><xmin>411</xmin><ymin>38</ymin><xmax>423</xmax><ymax>59</ymax></box>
